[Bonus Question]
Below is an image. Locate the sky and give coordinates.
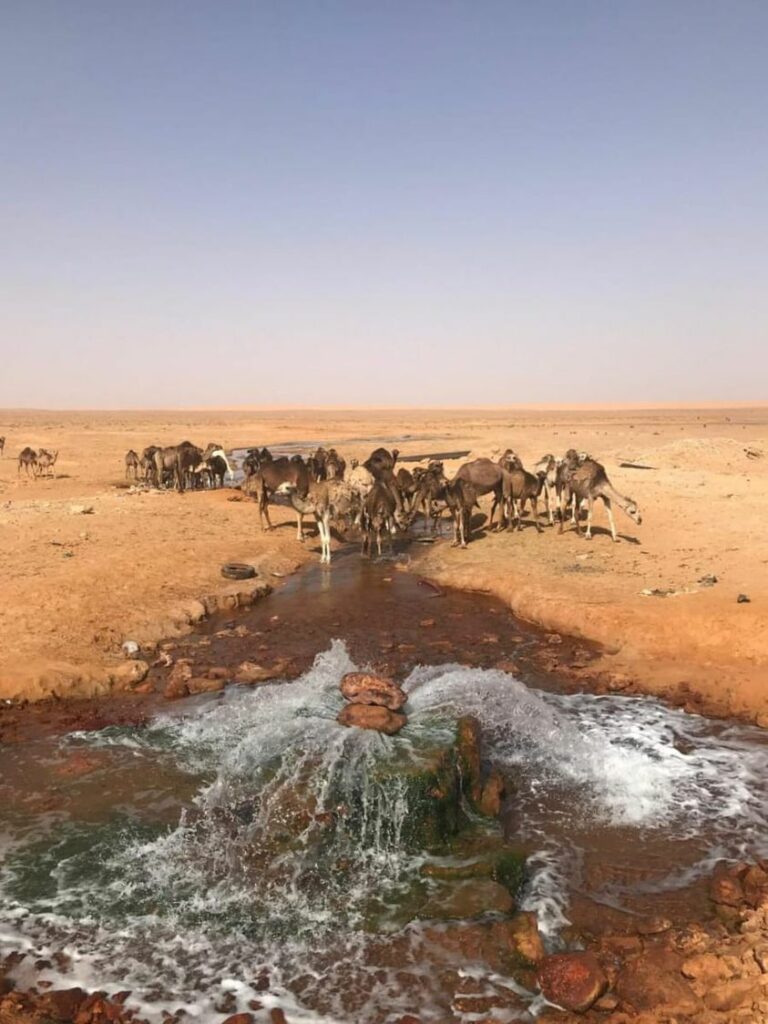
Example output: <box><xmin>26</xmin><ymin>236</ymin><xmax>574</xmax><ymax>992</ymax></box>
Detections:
<box><xmin>1</xmin><ymin>0</ymin><xmax>766</xmax><ymax>408</ymax></box>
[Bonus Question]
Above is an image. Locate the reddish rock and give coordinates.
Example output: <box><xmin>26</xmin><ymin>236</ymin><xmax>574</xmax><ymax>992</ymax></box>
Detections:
<box><xmin>339</xmin><ymin>672</ymin><xmax>407</xmax><ymax>710</ymax></box>
<box><xmin>537</xmin><ymin>952</ymin><xmax>607</xmax><ymax>1013</ymax></box>
<box><xmin>40</xmin><ymin>988</ymin><xmax>88</xmax><ymax>1020</ymax></box>
<box><xmin>337</xmin><ymin>704</ymin><xmax>406</xmax><ymax>734</ymax></box>
<box><xmin>164</xmin><ymin>659</ymin><xmax>192</xmax><ymax>699</ymax></box>
<box><xmin>187</xmin><ymin>676</ymin><xmax>225</xmax><ymax>694</ymax></box>
<box><xmin>504</xmin><ymin>911</ymin><xmax>545</xmax><ymax>965</ymax></box>
<box><xmin>478</xmin><ymin>769</ymin><xmax>506</xmax><ymax>817</ymax></box>
<box><xmin>270</xmin><ymin>1010</ymin><xmax>288</xmax><ymax>1024</ymax></box>
<box><xmin>456</xmin><ymin>715</ymin><xmax>482</xmax><ymax>803</ymax></box>
<box><xmin>704</xmin><ymin>978</ymin><xmax>760</xmax><ymax>1012</ymax></box>
<box><xmin>614</xmin><ymin>955</ymin><xmax>701</xmax><ymax>1014</ymax></box>
<box><xmin>222</xmin><ymin>1015</ymin><xmax>254</xmax><ymax>1024</ymax></box>
<box><xmin>710</xmin><ymin>861</ymin><xmax>747</xmax><ymax>907</ymax></box>
<box><xmin>235</xmin><ymin>660</ymin><xmax>290</xmax><ymax>684</ymax></box>
<box><xmin>742</xmin><ymin>863</ymin><xmax>768</xmax><ymax>907</ymax></box>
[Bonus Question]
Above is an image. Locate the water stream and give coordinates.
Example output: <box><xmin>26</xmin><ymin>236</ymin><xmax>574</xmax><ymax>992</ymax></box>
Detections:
<box><xmin>1</xmin><ymin>562</ymin><xmax>767</xmax><ymax>1023</ymax></box>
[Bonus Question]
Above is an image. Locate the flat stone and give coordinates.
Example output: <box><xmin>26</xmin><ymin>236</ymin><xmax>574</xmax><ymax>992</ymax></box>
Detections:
<box><xmin>421</xmin><ymin>879</ymin><xmax>514</xmax><ymax>919</ymax></box>
<box><xmin>340</xmin><ymin>672</ymin><xmax>407</xmax><ymax>710</ymax></box>
<box><xmin>337</xmin><ymin>703</ymin><xmax>406</xmax><ymax>734</ymax></box>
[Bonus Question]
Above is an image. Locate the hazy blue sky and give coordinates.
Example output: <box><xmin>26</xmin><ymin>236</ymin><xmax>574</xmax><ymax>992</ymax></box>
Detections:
<box><xmin>1</xmin><ymin>1</ymin><xmax>766</xmax><ymax>407</ymax></box>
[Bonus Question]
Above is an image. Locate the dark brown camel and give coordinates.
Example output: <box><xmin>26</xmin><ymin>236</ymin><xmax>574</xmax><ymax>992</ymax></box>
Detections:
<box><xmin>444</xmin><ymin>477</ymin><xmax>479</xmax><ymax>548</ymax></box>
<box><xmin>17</xmin><ymin>447</ymin><xmax>38</xmax><ymax>477</ymax></box>
<box><xmin>244</xmin><ymin>456</ymin><xmax>311</xmax><ymax>538</ymax></box>
<box><xmin>454</xmin><ymin>458</ymin><xmax>506</xmax><ymax>530</ymax></box>
<box><xmin>411</xmin><ymin>462</ymin><xmax>449</xmax><ymax>533</ymax></box>
<box><xmin>502</xmin><ymin>468</ymin><xmax>546</xmax><ymax>532</ymax></box>
<box><xmin>360</xmin><ymin>480</ymin><xmax>403</xmax><ymax>558</ymax></box>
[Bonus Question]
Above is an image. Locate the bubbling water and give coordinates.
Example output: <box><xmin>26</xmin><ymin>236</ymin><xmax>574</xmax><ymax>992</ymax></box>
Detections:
<box><xmin>1</xmin><ymin>641</ymin><xmax>767</xmax><ymax>1022</ymax></box>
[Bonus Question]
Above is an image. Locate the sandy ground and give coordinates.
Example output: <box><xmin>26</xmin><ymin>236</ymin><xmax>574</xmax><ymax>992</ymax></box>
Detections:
<box><xmin>0</xmin><ymin>406</ymin><xmax>766</xmax><ymax>719</ymax></box>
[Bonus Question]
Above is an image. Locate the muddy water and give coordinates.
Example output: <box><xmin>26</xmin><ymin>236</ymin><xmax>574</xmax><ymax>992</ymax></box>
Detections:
<box><xmin>1</xmin><ymin>556</ymin><xmax>768</xmax><ymax>1023</ymax></box>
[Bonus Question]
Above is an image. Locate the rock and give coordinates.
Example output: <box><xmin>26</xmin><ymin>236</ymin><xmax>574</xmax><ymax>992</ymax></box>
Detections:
<box><xmin>710</xmin><ymin>862</ymin><xmax>747</xmax><ymax>906</ymax></box>
<box><xmin>69</xmin><ymin>504</ymin><xmax>94</xmax><ymax>515</ymax></box>
<box><xmin>455</xmin><ymin>715</ymin><xmax>483</xmax><ymax>803</ymax></box>
<box><xmin>187</xmin><ymin>676</ymin><xmax>225</xmax><ymax>694</ymax></box>
<box><xmin>222</xmin><ymin>1015</ymin><xmax>254</xmax><ymax>1024</ymax></box>
<box><xmin>234</xmin><ymin>660</ymin><xmax>289</xmax><ymax>684</ymax></box>
<box><xmin>742</xmin><ymin>863</ymin><xmax>768</xmax><ymax>907</ymax></box>
<box><xmin>637</xmin><ymin>915</ymin><xmax>672</xmax><ymax>935</ymax></box>
<box><xmin>207</xmin><ymin>666</ymin><xmax>230</xmax><ymax>680</ymax></box>
<box><xmin>614</xmin><ymin>956</ymin><xmax>701</xmax><ymax>1014</ymax></box>
<box><xmin>121</xmin><ymin>640</ymin><xmax>140</xmax><ymax>659</ymax></box>
<box><xmin>682</xmin><ymin>952</ymin><xmax>734</xmax><ymax>983</ymax></box>
<box><xmin>756</xmin><ymin>713</ymin><xmax>768</xmax><ymax>729</ymax></box>
<box><xmin>421</xmin><ymin>879</ymin><xmax>514</xmax><ymax>919</ymax></box>
<box><xmin>270</xmin><ymin>1010</ymin><xmax>288</xmax><ymax>1024</ymax></box>
<box><xmin>537</xmin><ymin>952</ymin><xmax>607</xmax><ymax>1012</ymax></box>
<box><xmin>704</xmin><ymin>978</ymin><xmax>761</xmax><ymax>1012</ymax></box>
<box><xmin>593</xmin><ymin>993</ymin><xmax>619</xmax><ymax>1011</ymax></box>
<box><xmin>478</xmin><ymin>769</ymin><xmax>506</xmax><ymax>817</ymax></box>
<box><xmin>737</xmin><ymin>593</ymin><xmax>751</xmax><ymax>603</ymax></box>
<box><xmin>164</xmin><ymin>659</ymin><xmax>192</xmax><ymax>699</ymax></box>
<box><xmin>109</xmin><ymin>660</ymin><xmax>149</xmax><ymax>689</ymax></box>
<box><xmin>337</xmin><ymin>704</ymin><xmax>406</xmax><ymax>734</ymax></box>
<box><xmin>504</xmin><ymin>911</ymin><xmax>545</xmax><ymax>965</ymax></box>
<box><xmin>340</xmin><ymin>672</ymin><xmax>407</xmax><ymax>710</ymax></box>
<box><xmin>40</xmin><ymin>988</ymin><xmax>88</xmax><ymax>1020</ymax></box>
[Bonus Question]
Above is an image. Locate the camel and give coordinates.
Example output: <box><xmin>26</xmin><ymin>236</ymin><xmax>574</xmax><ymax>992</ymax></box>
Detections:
<box><xmin>244</xmin><ymin>456</ymin><xmax>311</xmax><ymax>538</ymax></box>
<box><xmin>559</xmin><ymin>458</ymin><xmax>642</xmax><ymax>542</ymax></box>
<box><xmin>502</xmin><ymin>467</ymin><xmax>546</xmax><ymax>533</ymax></box>
<box><xmin>242</xmin><ymin>447</ymin><xmax>271</xmax><ymax>480</ymax></box>
<box><xmin>17</xmin><ymin>447</ymin><xmax>38</xmax><ymax>477</ymax></box>
<box><xmin>308</xmin><ymin>447</ymin><xmax>329</xmax><ymax>481</ymax></box>
<box><xmin>140</xmin><ymin>446</ymin><xmax>160</xmax><ymax>486</ymax></box>
<box><xmin>454</xmin><ymin>458</ymin><xmax>506</xmax><ymax>530</ymax></box>
<box><xmin>325</xmin><ymin>448</ymin><xmax>346</xmax><ymax>480</ymax></box>
<box><xmin>200</xmin><ymin>443</ymin><xmax>233</xmax><ymax>488</ymax></box>
<box><xmin>533</xmin><ymin>454</ymin><xmax>558</xmax><ymax>525</ymax></box>
<box><xmin>411</xmin><ymin>462</ymin><xmax>449</xmax><ymax>533</ymax></box>
<box><xmin>125</xmin><ymin>449</ymin><xmax>140</xmax><ymax>481</ymax></box>
<box><xmin>364</xmin><ymin>447</ymin><xmax>400</xmax><ymax>478</ymax></box>
<box><xmin>289</xmin><ymin>479</ymin><xmax>360</xmax><ymax>564</ymax></box>
<box><xmin>360</xmin><ymin>480</ymin><xmax>403</xmax><ymax>558</ymax></box>
<box><xmin>444</xmin><ymin>477</ymin><xmax>479</xmax><ymax>548</ymax></box>
<box><xmin>36</xmin><ymin>449</ymin><xmax>58</xmax><ymax>478</ymax></box>
<box><xmin>151</xmin><ymin>442</ymin><xmax>202</xmax><ymax>492</ymax></box>
<box><xmin>498</xmin><ymin>449</ymin><xmax>523</xmax><ymax>473</ymax></box>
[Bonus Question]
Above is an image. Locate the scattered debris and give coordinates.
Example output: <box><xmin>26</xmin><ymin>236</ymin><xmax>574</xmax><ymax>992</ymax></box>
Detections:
<box><xmin>745</xmin><ymin>447</ymin><xmax>764</xmax><ymax>459</ymax></box>
<box><xmin>619</xmin><ymin>461</ymin><xmax>657</xmax><ymax>470</ymax></box>
<box><xmin>737</xmin><ymin>593</ymin><xmax>751</xmax><ymax>604</ymax></box>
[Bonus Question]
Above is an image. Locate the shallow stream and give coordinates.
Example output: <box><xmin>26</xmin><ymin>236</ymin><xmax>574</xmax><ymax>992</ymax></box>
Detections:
<box><xmin>1</xmin><ymin>558</ymin><xmax>767</xmax><ymax>1023</ymax></box>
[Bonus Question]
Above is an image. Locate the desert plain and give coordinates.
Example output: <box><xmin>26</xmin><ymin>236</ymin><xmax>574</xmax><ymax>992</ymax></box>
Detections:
<box><xmin>0</xmin><ymin>405</ymin><xmax>766</xmax><ymax>721</ymax></box>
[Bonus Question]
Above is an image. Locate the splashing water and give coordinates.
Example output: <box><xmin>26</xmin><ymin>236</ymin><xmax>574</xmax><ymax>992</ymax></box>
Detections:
<box><xmin>1</xmin><ymin>640</ymin><xmax>767</xmax><ymax>1022</ymax></box>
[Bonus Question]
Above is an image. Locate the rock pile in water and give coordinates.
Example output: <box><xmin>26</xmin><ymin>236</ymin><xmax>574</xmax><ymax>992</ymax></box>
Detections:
<box><xmin>337</xmin><ymin>671</ymin><xmax>407</xmax><ymax>733</ymax></box>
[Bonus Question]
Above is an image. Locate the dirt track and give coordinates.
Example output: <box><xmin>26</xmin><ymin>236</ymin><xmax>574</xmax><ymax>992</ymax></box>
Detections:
<box><xmin>1</xmin><ymin>406</ymin><xmax>766</xmax><ymax>719</ymax></box>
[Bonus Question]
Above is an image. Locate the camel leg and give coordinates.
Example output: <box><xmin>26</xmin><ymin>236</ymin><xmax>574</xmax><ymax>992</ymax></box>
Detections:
<box><xmin>459</xmin><ymin>509</ymin><xmax>468</xmax><ymax>548</ymax></box>
<box><xmin>532</xmin><ymin>497</ymin><xmax>543</xmax><ymax>533</ymax></box>
<box><xmin>603</xmin><ymin>496</ymin><xmax>618</xmax><ymax>542</ymax></box>
<box><xmin>376</xmin><ymin>524</ymin><xmax>382</xmax><ymax>557</ymax></box>
<box><xmin>585</xmin><ymin>495</ymin><xmax>594</xmax><ymax>539</ymax></box>
<box><xmin>570</xmin><ymin>494</ymin><xmax>577</xmax><ymax>524</ymax></box>
<box><xmin>296</xmin><ymin>511</ymin><xmax>305</xmax><ymax>542</ymax></box>
<box><xmin>261</xmin><ymin>492</ymin><xmax>274</xmax><ymax>531</ymax></box>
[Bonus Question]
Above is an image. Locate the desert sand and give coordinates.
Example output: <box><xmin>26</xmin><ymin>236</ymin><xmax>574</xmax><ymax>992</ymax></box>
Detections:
<box><xmin>0</xmin><ymin>406</ymin><xmax>766</xmax><ymax>720</ymax></box>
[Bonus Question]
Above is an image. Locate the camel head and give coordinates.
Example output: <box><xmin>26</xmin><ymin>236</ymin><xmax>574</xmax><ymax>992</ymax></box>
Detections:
<box><xmin>624</xmin><ymin>497</ymin><xmax>642</xmax><ymax>525</ymax></box>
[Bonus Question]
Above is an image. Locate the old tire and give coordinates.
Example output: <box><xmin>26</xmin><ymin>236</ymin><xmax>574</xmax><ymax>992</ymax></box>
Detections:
<box><xmin>221</xmin><ymin>562</ymin><xmax>257</xmax><ymax>580</ymax></box>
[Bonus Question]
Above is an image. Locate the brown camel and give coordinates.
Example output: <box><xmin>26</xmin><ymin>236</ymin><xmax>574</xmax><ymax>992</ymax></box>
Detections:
<box><xmin>244</xmin><ymin>456</ymin><xmax>311</xmax><ymax>538</ymax></box>
<box><xmin>454</xmin><ymin>458</ymin><xmax>506</xmax><ymax>530</ymax></box>
<box><xmin>411</xmin><ymin>462</ymin><xmax>449</xmax><ymax>533</ymax></box>
<box><xmin>17</xmin><ymin>447</ymin><xmax>38</xmax><ymax>477</ymax></box>
<box><xmin>360</xmin><ymin>480</ymin><xmax>401</xmax><ymax>558</ymax></box>
<box><xmin>444</xmin><ymin>477</ymin><xmax>479</xmax><ymax>548</ymax></box>
<box><xmin>559</xmin><ymin>458</ymin><xmax>642</xmax><ymax>542</ymax></box>
<box><xmin>502</xmin><ymin>467</ymin><xmax>546</xmax><ymax>533</ymax></box>
<box><xmin>125</xmin><ymin>450</ymin><xmax>140</xmax><ymax>481</ymax></box>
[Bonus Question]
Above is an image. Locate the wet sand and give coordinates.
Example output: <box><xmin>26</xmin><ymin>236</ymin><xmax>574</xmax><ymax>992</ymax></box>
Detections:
<box><xmin>0</xmin><ymin>406</ymin><xmax>766</xmax><ymax>720</ymax></box>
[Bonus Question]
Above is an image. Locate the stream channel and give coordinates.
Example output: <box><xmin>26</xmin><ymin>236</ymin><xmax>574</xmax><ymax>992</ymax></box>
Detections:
<box><xmin>1</xmin><ymin>552</ymin><xmax>767</xmax><ymax>1023</ymax></box>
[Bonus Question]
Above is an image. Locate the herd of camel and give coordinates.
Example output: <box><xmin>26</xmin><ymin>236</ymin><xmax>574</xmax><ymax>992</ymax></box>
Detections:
<box><xmin>14</xmin><ymin>443</ymin><xmax>59</xmax><ymax>478</ymax></box>
<box><xmin>239</xmin><ymin>443</ymin><xmax>642</xmax><ymax>562</ymax></box>
<box><xmin>5</xmin><ymin>430</ymin><xmax>641</xmax><ymax>561</ymax></box>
